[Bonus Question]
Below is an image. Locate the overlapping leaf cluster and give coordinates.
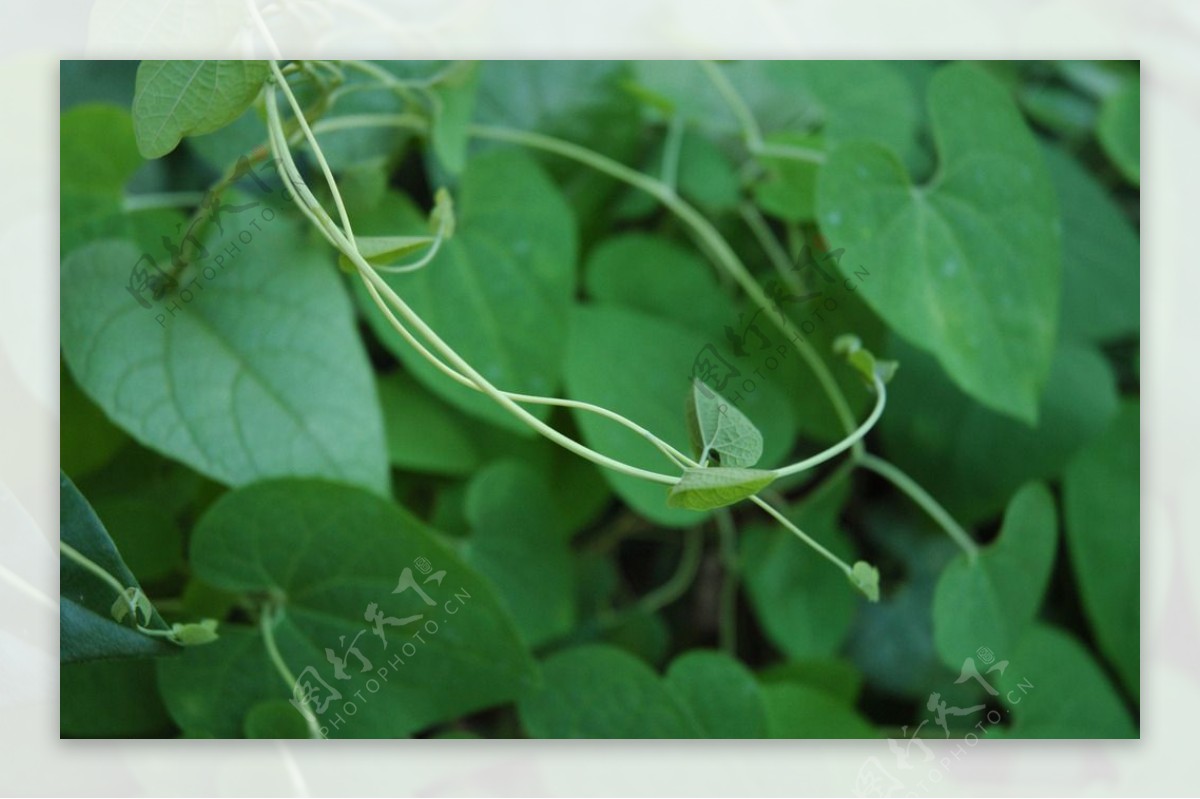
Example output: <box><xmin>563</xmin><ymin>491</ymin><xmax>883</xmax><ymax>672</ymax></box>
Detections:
<box><xmin>59</xmin><ymin>59</ymin><xmax>1139</xmax><ymax>739</ymax></box>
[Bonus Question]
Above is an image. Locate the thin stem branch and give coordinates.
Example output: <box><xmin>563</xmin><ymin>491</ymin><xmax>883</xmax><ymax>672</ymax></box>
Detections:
<box><xmin>773</xmin><ymin>375</ymin><xmax>885</xmax><ymax>478</ymax></box>
<box><xmin>748</xmin><ymin>494</ymin><xmax>853</xmax><ymax>577</ymax></box>
<box><xmin>855</xmin><ymin>453</ymin><xmax>979</xmax><ymax>561</ymax></box>
<box><xmin>260</xmin><ymin>605</ymin><xmax>325</xmax><ymax>739</ymax></box>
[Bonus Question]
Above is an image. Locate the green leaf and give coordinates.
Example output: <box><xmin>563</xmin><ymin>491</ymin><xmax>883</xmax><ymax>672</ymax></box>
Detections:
<box><xmin>565</xmin><ymin>303</ymin><xmax>795</xmax><ymax>527</ymax></box>
<box><xmin>60</xmin><ymin>214</ymin><xmax>390</xmax><ymax>496</ymax></box>
<box><xmin>463</xmin><ymin>461</ymin><xmax>575</xmax><ymax>647</ymax></box>
<box><xmin>880</xmin><ymin>337</ymin><xmax>1117</xmax><ymax>524</ymax></box>
<box><xmin>664</xmin><ymin>651</ymin><xmax>767</xmax><ymax>738</ymax></box>
<box><xmin>517</xmin><ymin>645</ymin><xmax>701</xmax><ymax>738</ymax></box>
<box><xmin>132</xmin><ymin>60</ymin><xmax>270</xmax><ymax>158</ymax></box>
<box><xmin>59</xmin><ymin>472</ymin><xmax>175</xmax><ymax>662</ymax></box>
<box><xmin>431</xmin><ymin>62</ymin><xmax>480</xmax><ymax>173</ymax></box>
<box><xmin>751</xmin><ymin>132</ymin><xmax>822</xmax><ymax>222</ymax></box>
<box><xmin>584</xmin><ymin>233</ymin><xmax>731</xmax><ymax>334</ymax></box>
<box><xmin>339</xmin><ymin>235</ymin><xmax>434</xmax><ymax>272</ymax></box>
<box><xmin>758</xmin><ymin>658</ymin><xmax>863</xmax><ymax>705</ymax></box>
<box><xmin>1097</xmin><ymin>76</ymin><xmax>1140</xmax><ymax>185</ymax></box>
<box><xmin>243</xmin><ymin>700</ymin><xmax>310</xmax><ymax>739</ymax></box>
<box><xmin>760</xmin><ymin>683</ymin><xmax>876</xmax><ymax>738</ymax></box>
<box><xmin>666</xmin><ymin>467</ymin><xmax>775</xmax><ymax>511</ymax></box>
<box><xmin>817</xmin><ymin>63</ymin><xmax>1061</xmax><ymax>423</ymax></box>
<box><xmin>993</xmin><ymin>624</ymin><xmax>1136</xmax><ymax>737</ymax></box>
<box><xmin>354</xmin><ymin>151</ymin><xmax>577</xmax><ymax>433</ymax></box>
<box><xmin>684</xmin><ymin>378</ymin><xmax>763</xmax><ymax>467</ymax></box>
<box><xmin>1063</xmin><ymin>401</ymin><xmax>1139</xmax><ymax>699</ymax></box>
<box><xmin>849</xmin><ymin>561</ymin><xmax>880</xmax><ymax>603</ymax></box>
<box><xmin>59</xmin><ymin>104</ymin><xmax>184</xmax><ymax>259</ymax></box>
<box><xmin>377</xmin><ymin>370</ymin><xmax>481</xmax><ymax>477</ymax></box>
<box><xmin>90</xmin><ymin>495</ymin><xmax>183</xmax><ymax>583</ymax></box>
<box><xmin>61</xmin><ymin>361</ymin><xmax>127</xmax><ymax>480</ymax></box>
<box><xmin>932</xmin><ymin>483</ymin><xmax>1058</xmax><ymax>670</ymax></box>
<box><xmin>61</xmin><ymin>659</ymin><xmax>174</xmax><ymax>737</ymax></box>
<box><xmin>1042</xmin><ymin>144</ymin><xmax>1140</xmax><ymax>344</ymax></box>
<box><xmin>742</xmin><ymin>480</ymin><xmax>858</xmax><ymax>657</ymax></box>
<box><xmin>833</xmin><ymin>334</ymin><xmax>897</xmax><ymax>388</ymax></box>
<box><xmin>157</xmin><ymin>479</ymin><xmax>535</xmax><ymax>738</ymax></box>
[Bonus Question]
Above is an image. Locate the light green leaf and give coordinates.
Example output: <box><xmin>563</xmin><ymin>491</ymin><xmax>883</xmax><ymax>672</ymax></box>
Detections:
<box><xmin>752</xmin><ymin>131</ymin><xmax>822</xmax><ymax>222</ymax></box>
<box><xmin>339</xmin><ymin>235</ymin><xmax>434</xmax><ymax>272</ymax></box>
<box><xmin>880</xmin><ymin>337</ymin><xmax>1117</xmax><ymax>524</ymax></box>
<box><xmin>664</xmin><ymin>651</ymin><xmax>767</xmax><ymax>738</ymax></box>
<box><xmin>158</xmin><ymin>479</ymin><xmax>535</xmax><ymax>738</ymax></box>
<box><xmin>742</xmin><ymin>480</ymin><xmax>858</xmax><ymax>657</ymax></box>
<box><xmin>817</xmin><ymin>63</ymin><xmax>1061</xmax><ymax>423</ymax></box>
<box><xmin>685</xmin><ymin>378</ymin><xmax>763</xmax><ymax>468</ymax></box>
<box><xmin>565</xmin><ymin>303</ymin><xmax>795</xmax><ymax>527</ymax></box>
<box><xmin>1042</xmin><ymin>144</ymin><xmax>1139</xmax><ymax>344</ymax></box>
<box><xmin>849</xmin><ymin>561</ymin><xmax>880</xmax><ymax>603</ymax></box>
<box><xmin>60</xmin><ymin>215</ymin><xmax>389</xmax><ymax>496</ymax></box>
<box><xmin>132</xmin><ymin>60</ymin><xmax>270</xmax><ymax>158</ymax></box>
<box><xmin>760</xmin><ymin>683</ymin><xmax>877</xmax><ymax>738</ymax></box>
<box><xmin>463</xmin><ymin>461</ymin><xmax>575</xmax><ymax>646</ymax></box>
<box><xmin>1063</xmin><ymin>400</ymin><xmax>1139</xmax><ymax>699</ymax></box>
<box><xmin>993</xmin><ymin>624</ymin><xmax>1136</xmax><ymax>737</ymax></box>
<box><xmin>666</xmin><ymin>467</ymin><xmax>775</xmax><ymax>511</ymax></box>
<box><xmin>932</xmin><ymin>483</ymin><xmax>1058</xmax><ymax>669</ymax></box>
<box><xmin>354</xmin><ymin>151</ymin><xmax>577</xmax><ymax>433</ymax></box>
<box><xmin>60</xmin><ymin>472</ymin><xmax>175</xmax><ymax>662</ymax></box>
<box><xmin>583</xmin><ymin>233</ymin><xmax>731</xmax><ymax>333</ymax></box>
<box><xmin>431</xmin><ymin>61</ymin><xmax>479</xmax><ymax>173</ymax></box>
<box><xmin>1097</xmin><ymin>76</ymin><xmax>1140</xmax><ymax>185</ymax></box>
<box><xmin>377</xmin><ymin>370</ymin><xmax>481</xmax><ymax>477</ymax></box>
<box><xmin>517</xmin><ymin>645</ymin><xmax>701</xmax><ymax>738</ymax></box>
<box><xmin>833</xmin><ymin>334</ymin><xmax>897</xmax><ymax>388</ymax></box>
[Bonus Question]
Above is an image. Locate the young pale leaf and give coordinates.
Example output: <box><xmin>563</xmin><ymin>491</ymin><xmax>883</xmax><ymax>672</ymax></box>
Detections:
<box><xmin>171</xmin><ymin>619</ymin><xmax>220</xmax><ymax>646</ymax></box>
<box><xmin>666</xmin><ymin>466</ymin><xmax>775</xmax><ymax>511</ymax></box>
<box><xmin>338</xmin><ymin>235</ymin><xmax>435</xmax><ymax>272</ymax></box>
<box><xmin>684</xmin><ymin>378</ymin><xmax>763</xmax><ymax>467</ymax></box>
<box><xmin>158</xmin><ymin>479</ymin><xmax>535</xmax><ymax>738</ymax></box>
<box><xmin>818</xmin><ymin>63</ymin><xmax>1061</xmax><ymax>424</ymax></box>
<box><xmin>833</xmin><ymin>334</ymin><xmax>897</xmax><ymax>389</ymax></box>
<box><xmin>132</xmin><ymin>60</ymin><xmax>270</xmax><ymax>158</ymax></box>
<box><xmin>932</xmin><ymin>482</ymin><xmax>1058</xmax><ymax>669</ymax></box>
<box><xmin>848</xmin><ymin>561</ymin><xmax>880</xmax><ymax>603</ymax></box>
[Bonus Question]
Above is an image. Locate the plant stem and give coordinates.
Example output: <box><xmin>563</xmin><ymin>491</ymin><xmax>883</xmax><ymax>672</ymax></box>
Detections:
<box><xmin>260</xmin><ymin>604</ymin><xmax>325</xmax><ymax>739</ymax></box>
<box><xmin>59</xmin><ymin>541</ymin><xmax>128</xmax><ymax>598</ymax></box>
<box><xmin>715</xmin><ymin>510</ymin><xmax>739</xmax><ymax>655</ymax></box>
<box><xmin>467</xmin><ymin>123</ymin><xmax>859</xmax><ymax>438</ymax></box>
<box><xmin>855</xmin><ymin>452</ymin><xmax>979</xmax><ymax>561</ymax></box>
<box><xmin>700</xmin><ymin>61</ymin><xmax>826</xmax><ymax>164</ymax></box>
<box><xmin>773</xmin><ymin>375</ymin><xmax>885</xmax><ymax>478</ymax></box>
<box><xmin>740</xmin><ymin>202</ymin><xmax>802</xmax><ymax>293</ymax></box>
<box><xmin>748</xmin><ymin>495</ymin><xmax>853</xmax><ymax>577</ymax></box>
<box><xmin>636</xmin><ymin>528</ymin><xmax>705</xmax><ymax>616</ymax></box>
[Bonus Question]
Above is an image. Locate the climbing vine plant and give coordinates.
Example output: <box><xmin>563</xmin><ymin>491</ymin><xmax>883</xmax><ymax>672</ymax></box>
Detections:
<box><xmin>59</xmin><ymin>59</ymin><xmax>1139</xmax><ymax>740</ymax></box>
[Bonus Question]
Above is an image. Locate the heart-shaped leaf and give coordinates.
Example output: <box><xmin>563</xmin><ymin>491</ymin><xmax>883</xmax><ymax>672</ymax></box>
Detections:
<box><xmin>932</xmin><ymin>482</ymin><xmax>1058</xmax><ymax>669</ymax></box>
<box><xmin>60</xmin><ymin>215</ymin><xmax>389</xmax><ymax>496</ymax></box>
<box><xmin>817</xmin><ymin>63</ymin><xmax>1061</xmax><ymax>424</ymax></box>
<box><xmin>157</xmin><ymin>479</ymin><xmax>535</xmax><ymax>738</ymax></box>
<box><xmin>684</xmin><ymin>378</ymin><xmax>763</xmax><ymax>467</ymax></box>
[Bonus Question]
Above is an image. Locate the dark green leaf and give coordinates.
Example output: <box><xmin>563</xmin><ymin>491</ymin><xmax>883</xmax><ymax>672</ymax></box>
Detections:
<box><xmin>664</xmin><ymin>650</ymin><xmax>767</xmax><ymax>738</ymax></box>
<box><xmin>1097</xmin><ymin>76</ymin><xmax>1140</xmax><ymax>185</ymax></box>
<box><xmin>1063</xmin><ymin>401</ymin><xmax>1139</xmax><ymax>699</ymax></box>
<box><xmin>932</xmin><ymin>483</ymin><xmax>1058</xmax><ymax>669</ymax></box>
<box><xmin>158</xmin><ymin>479</ymin><xmax>534</xmax><ymax>738</ymax></box>
<box><xmin>761</xmin><ymin>683</ymin><xmax>876</xmax><ymax>738</ymax></box>
<box><xmin>517</xmin><ymin>645</ymin><xmax>701</xmax><ymax>738</ymax></box>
